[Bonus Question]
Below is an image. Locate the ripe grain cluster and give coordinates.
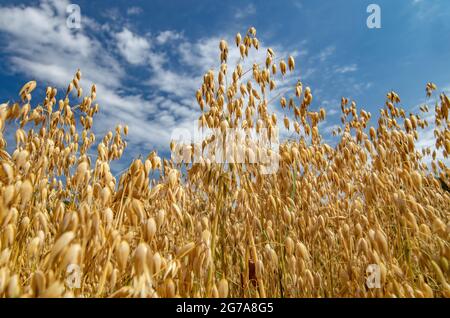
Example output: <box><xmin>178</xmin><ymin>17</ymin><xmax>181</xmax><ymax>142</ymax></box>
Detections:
<box><xmin>0</xmin><ymin>27</ymin><xmax>449</xmax><ymax>298</ymax></box>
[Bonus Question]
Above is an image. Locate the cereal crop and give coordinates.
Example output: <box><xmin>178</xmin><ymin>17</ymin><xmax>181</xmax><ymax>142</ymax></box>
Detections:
<box><xmin>0</xmin><ymin>27</ymin><xmax>449</xmax><ymax>298</ymax></box>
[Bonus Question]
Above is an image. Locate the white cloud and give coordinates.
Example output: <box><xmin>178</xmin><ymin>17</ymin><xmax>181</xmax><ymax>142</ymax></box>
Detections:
<box><xmin>147</xmin><ymin>34</ymin><xmax>294</xmax><ymax>117</ymax></box>
<box><xmin>327</xmin><ymin>109</ymin><xmax>339</xmax><ymax>116</ymax></box>
<box><xmin>178</xmin><ymin>39</ymin><xmax>219</xmax><ymax>70</ymax></box>
<box><xmin>115</xmin><ymin>28</ymin><xmax>151</xmax><ymax>65</ymax></box>
<box><xmin>156</xmin><ymin>30</ymin><xmax>183</xmax><ymax>44</ymax></box>
<box><xmin>335</xmin><ymin>64</ymin><xmax>358</xmax><ymax>74</ymax></box>
<box><xmin>147</xmin><ymin>68</ymin><xmax>199</xmax><ymax>99</ymax></box>
<box><xmin>318</xmin><ymin>46</ymin><xmax>335</xmax><ymax>62</ymax></box>
<box><xmin>302</xmin><ymin>67</ymin><xmax>316</xmax><ymax>80</ymax></box>
<box><xmin>127</xmin><ymin>6</ymin><xmax>143</xmax><ymax>15</ymax></box>
<box><xmin>415</xmin><ymin>126</ymin><xmax>444</xmax><ymax>166</ymax></box>
<box><xmin>321</xmin><ymin>100</ymin><xmax>340</xmax><ymax>116</ymax></box>
<box><xmin>0</xmin><ymin>2</ymin><xmax>91</xmax><ymax>58</ymax></box>
<box><xmin>0</xmin><ymin>1</ymin><xmax>123</xmax><ymax>88</ymax></box>
<box><xmin>409</xmin><ymin>88</ymin><xmax>450</xmax><ymax>167</ymax></box>
<box><xmin>323</xmin><ymin>124</ymin><xmax>339</xmax><ymax>135</ymax></box>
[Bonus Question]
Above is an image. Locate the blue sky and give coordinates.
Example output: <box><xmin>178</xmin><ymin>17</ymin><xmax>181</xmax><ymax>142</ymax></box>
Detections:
<box><xmin>0</xmin><ymin>0</ymin><xmax>449</xmax><ymax>172</ymax></box>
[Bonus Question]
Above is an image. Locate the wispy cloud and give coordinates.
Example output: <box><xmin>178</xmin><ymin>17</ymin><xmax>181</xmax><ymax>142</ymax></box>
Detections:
<box><xmin>321</xmin><ymin>100</ymin><xmax>340</xmax><ymax>116</ymax></box>
<box><xmin>323</xmin><ymin>123</ymin><xmax>339</xmax><ymax>135</ymax></box>
<box><xmin>334</xmin><ymin>64</ymin><xmax>358</xmax><ymax>74</ymax></box>
<box><xmin>234</xmin><ymin>3</ymin><xmax>256</xmax><ymax>19</ymax></box>
<box><xmin>127</xmin><ymin>6</ymin><xmax>143</xmax><ymax>15</ymax></box>
<box><xmin>327</xmin><ymin>109</ymin><xmax>339</xmax><ymax>116</ymax></box>
<box><xmin>318</xmin><ymin>46</ymin><xmax>335</xmax><ymax>62</ymax></box>
<box><xmin>293</xmin><ymin>1</ymin><xmax>303</xmax><ymax>10</ymax></box>
<box><xmin>410</xmin><ymin>0</ymin><xmax>450</xmax><ymax>20</ymax></box>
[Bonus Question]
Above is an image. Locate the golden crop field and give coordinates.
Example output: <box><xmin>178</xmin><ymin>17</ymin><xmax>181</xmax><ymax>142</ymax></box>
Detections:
<box><xmin>0</xmin><ymin>27</ymin><xmax>449</xmax><ymax>298</ymax></box>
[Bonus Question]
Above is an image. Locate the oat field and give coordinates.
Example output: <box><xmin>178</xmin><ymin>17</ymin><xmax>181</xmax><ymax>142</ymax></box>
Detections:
<box><xmin>0</xmin><ymin>27</ymin><xmax>449</xmax><ymax>298</ymax></box>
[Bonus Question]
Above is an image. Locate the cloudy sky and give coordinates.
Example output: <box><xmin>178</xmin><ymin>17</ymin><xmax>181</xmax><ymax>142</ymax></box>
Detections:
<box><xmin>0</xmin><ymin>0</ymin><xmax>449</xmax><ymax>172</ymax></box>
